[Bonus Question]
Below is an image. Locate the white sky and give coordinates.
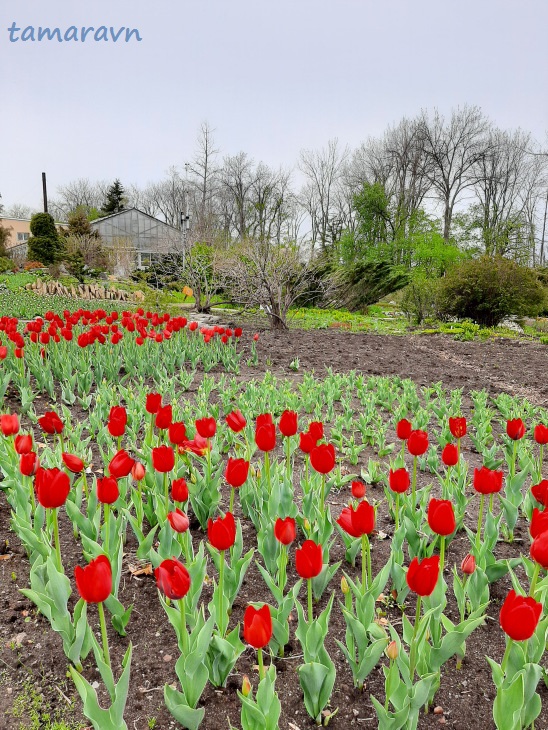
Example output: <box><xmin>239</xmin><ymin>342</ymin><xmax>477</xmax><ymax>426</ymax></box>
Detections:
<box><xmin>2</xmin><ymin>0</ymin><xmax>547</xmax><ymax>209</ymax></box>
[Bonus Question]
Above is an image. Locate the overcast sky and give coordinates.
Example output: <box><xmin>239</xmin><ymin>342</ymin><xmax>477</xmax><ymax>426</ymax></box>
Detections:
<box><xmin>2</xmin><ymin>0</ymin><xmax>547</xmax><ymax>210</ymax></box>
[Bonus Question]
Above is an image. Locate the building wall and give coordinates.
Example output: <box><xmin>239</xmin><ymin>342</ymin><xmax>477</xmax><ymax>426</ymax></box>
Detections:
<box><xmin>1</xmin><ymin>218</ymin><xmax>32</xmax><ymax>251</ymax></box>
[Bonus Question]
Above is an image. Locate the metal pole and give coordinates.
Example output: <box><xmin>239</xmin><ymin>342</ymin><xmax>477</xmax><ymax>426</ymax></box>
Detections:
<box><xmin>42</xmin><ymin>172</ymin><xmax>48</xmax><ymax>213</ymax></box>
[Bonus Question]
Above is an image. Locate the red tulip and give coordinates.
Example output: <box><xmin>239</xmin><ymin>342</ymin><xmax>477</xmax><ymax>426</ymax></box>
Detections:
<box><xmin>152</xmin><ymin>445</ymin><xmax>175</xmax><ymax>473</ymax></box>
<box><xmin>310</xmin><ymin>443</ymin><xmax>336</xmax><ymax>474</ymax></box>
<box><xmin>389</xmin><ymin>467</ymin><xmax>410</xmax><ymax>494</ymax></box>
<box><xmin>107</xmin><ymin>406</ymin><xmax>127</xmax><ymax>437</ymax></box>
<box><xmin>75</xmin><ymin>555</ymin><xmax>112</xmax><ymax>603</ymax></box>
<box><xmin>299</xmin><ymin>432</ymin><xmax>317</xmax><ymax>454</ymax></box>
<box><xmin>441</xmin><ymin>443</ymin><xmax>458</xmax><ymax>467</ymax></box>
<box><xmin>168</xmin><ymin>422</ymin><xmax>187</xmax><ymax>445</ymax></box>
<box><xmin>351</xmin><ymin>481</ymin><xmax>366</xmax><ymax>499</ymax></box>
<box><xmin>530</xmin><ymin>508</ymin><xmax>548</xmax><ymax>539</ymax></box>
<box><xmin>406</xmin><ymin>555</ymin><xmax>440</xmax><ymax>596</ymax></box>
<box><xmin>506</xmin><ymin>418</ymin><xmax>526</xmax><ymax>441</ymax></box>
<box><xmin>308</xmin><ymin>422</ymin><xmax>324</xmax><ymax>442</ymax></box>
<box><xmin>396</xmin><ymin>418</ymin><xmax>412</xmax><ymax>440</ymax></box>
<box><xmin>530</xmin><ymin>531</ymin><xmax>548</xmax><ymax>568</ymax></box>
<box><xmin>534</xmin><ymin>424</ymin><xmax>548</xmax><ymax>445</ymax></box>
<box><xmin>208</xmin><ymin>512</ymin><xmax>236</xmax><ymax>551</ymax></box>
<box><xmin>337</xmin><ymin>501</ymin><xmax>375</xmax><ymax>538</ymax></box>
<box><xmin>20</xmin><ymin>452</ymin><xmax>39</xmax><ymax>476</ymax></box>
<box><xmin>62</xmin><ymin>452</ymin><xmax>84</xmax><ymax>473</ymax></box>
<box><xmin>274</xmin><ymin>517</ymin><xmax>296</xmax><ymax>545</ymax></box>
<box><xmin>131</xmin><ymin>462</ymin><xmax>146</xmax><ymax>481</ymax></box>
<box><xmin>146</xmin><ymin>393</ymin><xmax>162</xmax><ymax>414</ymax></box>
<box><xmin>154</xmin><ymin>558</ymin><xmax>191</xmax><ymax>600</ymax></box>
<box><xmin>499</xmin><ymin>589</ymin><xmax>542</xmax><ymax>641</ymax></box>
<box><xmin>461</xmin><ymin>554</ymin><xmax>476</xmax><ymax>575</ymax></box>
<box><xmin>224</xmin><ymin>458</ymin><xmax>250</xmax><ymax>488</ymax></box>
<box><xmin>243</xmin><ymin>604</ymin><xmax>272</xmax><ymax>649</ymax></box>
<box><xmin>407</xmin><ymin>430</ymin><xmax>429</xmax><ymax>457</ymax></box>
<box><xmin>97</xmin><ymin>477</ymin><xmax>119</xmax><ymax>505</ymax></box>
<box><xmin>255</xmin><ymin>423</ymin><xmax>276</xmax><ymax>452</ymax></box>
<box><xmin>195</xmin><ymin>417</ymin><xmax>217</xmax><ymax>439</ymax></box>
<box><xmin>38</xmin><ymin>411</ymin><xmax>64</xmax><ymax>434</ymax></box>
<box><xmin>225</xmin><ymin>409</ymin><xmax>246</xmax><ymax>433</ymax></box>
<box><xmin>155</xmin><ymin>404</ymin><xmax>173</xmax><ymax>429</ymax></box>
<box><xmin>427</xmin><ymin>498</ymin><xmax>456</xmax><ymax>536</ymax></box>
<box><xmin>1</xmin><ymin>414</ymin><xmax>19</xmax><ymax>436</ymax></box>
<box><xmin>14</xmin><ymin>434</ymin><xmax>32</xmax><ymax>454</ymax></box>
<box><xmin>172</xmin><ymin>478</ymin><xmax>189</xmax><ymax>503</ymax></box>
<box><xmin>35</xmin><ymin>467</ymin><xmax>71</xmax><ymax>508</ymax></box>
<box><xmin>279</xmin><ymin>410</ymin><xmax>298</xmax><ymax>437</ymax></box>
<box><xmin>532</xmin><ymin>480</ymin><xmax>548</xmax><ymax>507</ymax></box>
<box><xmin>295</xmin><ymin>540</ymin><xmax>323</xmax><ymax>579</ymax></box>
<box><xmin>108</xmin><ymin>449</ymin><xmax>136</xmax><ymax>478</ymax></box>
<box><xmin>473</xmin><ymin>466</ymin><xmax>504</xmax><ymax>495</ymax></box>
<box><xmin>449</xmin><ymin>417</ymin><xmax>467</xmax><ymax>439</ymax></box>
<box><xmin>168</xmin><ymin>508</ymin><xmax>190</xmax><ymax>533</ymax></box>
<box><xmin>0</xmin><ymin>346</ymin><xmax>7</xmax><ymax>360</ymax></box>
<box><xmin>256</xmin><ymin>413</ymin><xmax>274</xmax><ymax>429</ymax></box>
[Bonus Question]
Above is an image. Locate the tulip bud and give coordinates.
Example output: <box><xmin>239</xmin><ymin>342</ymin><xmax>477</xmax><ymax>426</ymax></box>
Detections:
<box><xmin>131</xmin><ymin>462</ymin><xmax>146</xmax><ymax>481</ymax></box>
<box><xmin>461</xmin><ymin>554</ymin><xmax>476</xmax><ymax>575</ymax></box>
<box><xmin>303</xmin><ymin>518</ymin><xmax>311</xmax><ymax>533</ymax></box>
<box><xmin>386</xmin><ymin>640</ymin><xmax>398</xmax><ymax>660</ymax></box>
<box><xmin>341</xmin><ymin>576</ymin><xmax>350</xmax><ymax>595</ymax></box>
<box><xmin>241</xmin><ymin>675</ymin><xmax>252</xmax><ymax>697</ymax></box>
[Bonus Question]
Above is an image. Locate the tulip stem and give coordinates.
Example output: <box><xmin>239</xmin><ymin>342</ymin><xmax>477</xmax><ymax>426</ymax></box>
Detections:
<box><xmin>219</xmin><ymin>549</ymin><xmax>226</xmax><ymax>636</ymax></box>
<box><xmin>476</xmin><ymin>494</ymin><xmax>485</xmax><ymax>553</ymax></box>
<box><xmin>501</xmin><ymin>638</ymin><xmax>513</xmax><ymax>674</ymax></box>
<box><xmin>265</xmin><ymin>451</ymin><xmax>271</xmax><ymax>497</ymax></box>
<box><xmin>229</xmin><ymin>486</ymin><xmax>235</xmax><ymax>515</ymax></box>
<box><xmin>164</xmin><ymin>472</ymin><xmax>169</xmax><ymax>514</ymax></box>
<box><xmin>538</xmin><ymin>444</ymin><xmax>544</xmax><ymax>482</ymax></box>
<box><xmin>530</xmin><ymin>562</ymin><xmax>541</xmax><ymax>598</ymax></box>
<box><xmin>307</xmin><ymin>578</ymin><xmax>313</xmax><ymax>623</ymax></box>
<box><xmin>52</xmin><ymin>508</ymin><xmax>62</xmax><ymax>572</ymax></box>
<box><xmin>361</xmin><ymin>534</ymin><xmax>371</xmax><ymax>594</ymax></box>
<box><xmin>395</xmin><ymin>493</ymin><xmax>400</xmax><ymax>531</ymax></box>
<box><xmin>320</xmin><ymin>475</ymin><xmax>326</xmax><ymax>513</ymax></box>
<box><xmin>97</xmin><ymin>601</ymin><xmax>111</xmax><ymax>672</ymax></box>
<box><xmin>439</xmin><ymin>536</ymin><xmax>445</xmax><ymax>576</ymax></box>
<box><xmin>82</xmin><ymin>470</ymin><xmax>88</xmax><ymax>500</ymax></box>
<box><xmin>104</xmin><ymin>504</ymin><xmax>110</xmax><ymax>556</ymax></box>
<box><xmin>408</xmin><ymin>595</ymin><xmax>422</xmax><ymax>680</ymax></box>
<box><xmin>278</xmin><ymin>545</ymin><xmax>288</xmax><ymax>595</ymax></box>
<box><xmin>285</xmin><ymin>437</ymin><xmax>291</xmax><ymax>483</ymax></box>
<box><xmin>179</xmin><ymin>598</ymin><xmax>188</xmax><ymax>654</ymax></box>
<box><xmin>147</xmin><ymin>414</ymin><xmax>154</xmax><ymax>447</ymax></box>
<box><xmin>257</xmin><ymin>648</ymin><xmax>265</xmax><ymax>681</ymax></box>
<box><xmin>411</xmin><ymin>457</ymin><xmax>417</xmax><ymax>508</ymax></box>
<box><xmin>511</xmin><ymin>441</ymin><xmax>517</xmax><ymax>479</ymax></box>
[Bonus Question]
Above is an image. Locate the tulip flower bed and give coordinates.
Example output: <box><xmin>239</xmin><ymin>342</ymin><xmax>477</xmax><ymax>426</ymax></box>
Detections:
<box><xmin>1</xmin><ymin>323</ymin><xmax>548</xmax><ymax>729</ymax></box>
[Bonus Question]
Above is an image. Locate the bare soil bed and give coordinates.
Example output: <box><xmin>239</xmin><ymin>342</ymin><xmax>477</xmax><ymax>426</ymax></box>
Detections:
<box><xmin>1</xmin><ymin>330</ymin><xmax>547</xmax><ymax>730</ymax></box>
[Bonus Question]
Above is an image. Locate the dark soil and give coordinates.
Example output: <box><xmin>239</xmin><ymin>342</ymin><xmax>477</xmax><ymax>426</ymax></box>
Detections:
<box><xmin>1</xmin><ymin>330</ymin><xmax>547</xmax><ymax>730</ymax></box>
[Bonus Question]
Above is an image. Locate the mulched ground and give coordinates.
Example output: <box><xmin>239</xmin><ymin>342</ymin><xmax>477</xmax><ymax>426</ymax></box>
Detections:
<box><xmin>1</xmin><ymin>329</ymin><xmax>547</xmax><ymax>730</ymax></box>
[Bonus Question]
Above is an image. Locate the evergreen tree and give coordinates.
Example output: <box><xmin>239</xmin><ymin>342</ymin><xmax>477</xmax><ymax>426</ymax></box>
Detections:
<box><xmin>27</xmin><ymin>213</ymin><xmax>63</xmax><ymax>265</ymax></box>
<box><xmin>101</xmin><ymin>179</ymin><xmax>126</xmax><ymax>215</ymax></box>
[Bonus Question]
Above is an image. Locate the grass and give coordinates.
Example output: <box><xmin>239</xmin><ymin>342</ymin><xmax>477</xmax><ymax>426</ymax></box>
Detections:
<box><xmin>6</xmin><ymin>679</ymin><xmax>84</xmax><ymax>730</ymax></box>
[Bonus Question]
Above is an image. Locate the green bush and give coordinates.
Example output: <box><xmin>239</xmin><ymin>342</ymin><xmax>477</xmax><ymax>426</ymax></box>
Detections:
<box><xmin>0</xmin><ymin>256</ymin><xmax>15</xmax><ymax>274</ymax></box>
<box><xmin>325</xmin><ymin>260</ymin><xmax>409</xmax><ymax>313</ymax></box>
<box><xmin>28</xmin><ymin>213</ymin><xmax>63</xmax><ymax>265</ymax></box>
<box><xmin>400</xmin><ymin>276</ymin><xmax>441</xmax><ymax>324</ymax></box>
<box><xmin>437</xmin><ymin>256</ymin><xmax>546</xmax><ymax>327</ymax></box>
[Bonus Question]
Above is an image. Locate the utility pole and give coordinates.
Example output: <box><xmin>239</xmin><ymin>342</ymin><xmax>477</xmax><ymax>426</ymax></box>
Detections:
<box><xmin>180</xmin><ymin>163</ymin><xmax>191</xmax><ymax>268</ymax></box>
<box><xmin>42</xmin><ymin>172</ymin><xmax>48</xmax><ymax>213</ymax></box>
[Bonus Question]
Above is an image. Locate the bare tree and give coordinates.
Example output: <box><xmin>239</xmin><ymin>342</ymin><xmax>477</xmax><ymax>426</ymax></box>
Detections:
<box><xmin>218</xmin><ymin>239</ymin><xmax>318</xmax><ymax>329</ymax></box>
<box><xmin>3</xmin><ymin>203</ymin><xmax>35</xmax><ymax>220</ymax></box>
<box><xmin>418</xmin><ymin>105</ymin><xmax>492</xmax><ymax>241</ymax></box>
<box><xmin>50</xmin><ymin>178</ymin><xmax>109</xmax><ymax>220</ymax></box>
<box><xmin>186</xmin><ymin>121</ymin><xmax>221</xmax><ymax>237</ymax></box>
<box><xmin>299</xmin><ymin>138</ymin><xmax>349</xmax><ymax>254</ymax></box>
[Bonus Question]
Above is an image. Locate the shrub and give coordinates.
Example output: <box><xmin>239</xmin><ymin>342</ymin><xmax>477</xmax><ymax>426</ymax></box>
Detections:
<box><xmin>400</xmin><ymin>276</ymin><xmax>441</xmax><ymax>324</ymax></box>
<box><xmin>324</xmin><ymin>260</ymin><xmax>409</xmax><ymax>313</ymax></box>
<box><xmin>28</xmin><ymin>213</ymin><xmax>63</xmax><ymax>265</ymax></box>
<box><xmin>0</xmin><ymin>257</ymin><xmax>15</xmax><ymax>274</ymax></box>
<box><xmin>24</xmin><ymin>261</ymin><xmax>45</xmax><ymax>271</ymax></box>
<box><xmin>437</xmin><ymin>256</ymin><xmax>546</xmax><ymax>327</ymax></box>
